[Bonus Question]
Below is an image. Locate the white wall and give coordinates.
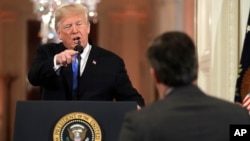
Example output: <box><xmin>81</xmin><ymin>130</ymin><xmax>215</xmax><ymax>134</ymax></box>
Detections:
<box><xmin>196</xmin><ymin>0</ymin><xmax>250</xmax><ymax>102</ymax></box>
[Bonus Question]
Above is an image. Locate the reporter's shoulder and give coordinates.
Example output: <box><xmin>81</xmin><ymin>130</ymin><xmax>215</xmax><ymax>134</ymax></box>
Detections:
<box><xmin>123</xmin><ymin>105</ymin><xmax>161</xmax><ymax>125</ymax></box>
<box><xmin>209</xmin><ymin>96</ymin><xmax>249</xmax><ymax>114</ymax></box>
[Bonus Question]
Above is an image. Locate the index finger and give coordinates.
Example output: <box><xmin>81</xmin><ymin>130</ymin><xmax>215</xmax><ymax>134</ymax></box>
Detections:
<box><xmin>65</xmin><ymin>49</ymin><xmax>78</xmax><ymax>56</ymax></box>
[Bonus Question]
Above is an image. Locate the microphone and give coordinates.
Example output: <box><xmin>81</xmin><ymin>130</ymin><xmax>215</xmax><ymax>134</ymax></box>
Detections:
<box><xmin>73</xmin><ymin>38</ymin><xmax>83</xmax><ymax>54</ymax></box>
<box><xmin>73</xmin><ymin>37</ymin><xmax>83</xmax><ymax>71</ymax></box>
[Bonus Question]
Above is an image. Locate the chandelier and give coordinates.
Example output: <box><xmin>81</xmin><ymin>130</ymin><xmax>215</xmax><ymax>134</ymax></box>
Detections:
<box><xmin>31</xmin><ymin>0</ymin><xmax>101</xmax><ymax>43</ymax></box>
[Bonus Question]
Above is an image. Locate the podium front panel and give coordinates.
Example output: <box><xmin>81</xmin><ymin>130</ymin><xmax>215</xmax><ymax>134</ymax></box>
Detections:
<box><xmin>13</xmin><ymin>101</ymin><xmax>137</xmax><ymax>141</ymax></box>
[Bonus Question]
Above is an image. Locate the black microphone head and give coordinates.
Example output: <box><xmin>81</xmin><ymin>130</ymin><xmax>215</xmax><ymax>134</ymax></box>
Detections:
<box><xmin>73</xmin><ymin>37</ymin><xmax>83</xmax><ymax>54</ymax></box>
<box><xmin>74</xmin><ymin>45</ymin><xmax>83</xmax><ymax>54</ymax></box>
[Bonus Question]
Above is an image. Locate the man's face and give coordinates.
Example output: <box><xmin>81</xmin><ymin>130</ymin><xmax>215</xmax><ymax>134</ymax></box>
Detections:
<box><xmin>56</xmin><ymin>13</ymin><xmax>90</xmax><ymax>49</ymax></box>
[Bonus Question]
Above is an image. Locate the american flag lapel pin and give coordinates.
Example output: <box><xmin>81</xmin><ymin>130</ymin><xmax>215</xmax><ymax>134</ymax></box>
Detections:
<box><xmin>92</xmin><ymin>60</ymin><xmax>97</xmax><ymax>65</ymax></box>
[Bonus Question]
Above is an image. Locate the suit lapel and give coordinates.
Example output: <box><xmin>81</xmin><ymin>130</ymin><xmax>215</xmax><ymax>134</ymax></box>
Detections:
<box><xmin>82</xmin><ymin>45</ymin><xmax>100</xmax><ymax>76</ymax></box>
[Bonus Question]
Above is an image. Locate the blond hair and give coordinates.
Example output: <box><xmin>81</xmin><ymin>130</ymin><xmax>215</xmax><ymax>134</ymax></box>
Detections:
<box><xmin>54</xmin><ymin>3</ymin><xmax>89</xmax><ymax>30</ymax></box>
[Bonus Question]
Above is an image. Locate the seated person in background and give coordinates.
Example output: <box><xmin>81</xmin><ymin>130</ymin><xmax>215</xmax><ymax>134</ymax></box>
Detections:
<box><xmin>27</xmin><ymin>3</ymin><xmax>145</xmax><ymax>108</ymax></box>
<box><xmin>118</xmin><ymin>31</ymin><xmax>250</xmax><ymax>141</ymax></box>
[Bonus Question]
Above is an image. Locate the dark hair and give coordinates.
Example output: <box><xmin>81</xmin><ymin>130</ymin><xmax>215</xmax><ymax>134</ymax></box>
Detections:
<box><xmin>147</xmin><ymin>31</ymin><xmax>198</xmax><ymax>87</ymax></box>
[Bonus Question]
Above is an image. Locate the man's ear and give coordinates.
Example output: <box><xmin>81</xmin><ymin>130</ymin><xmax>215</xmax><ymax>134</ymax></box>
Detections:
<box><xmin>87</xmin><ymin>23</ymin><xmax>90</xmax><ymax>34</ymax></box>
<box><xmin>56</xmin><ymin>30</ymin><xmax>62</xmax><ymax>40</ymax></box>
<box><xmin>149</xmin><ymin>67</ymin><xmax>160</xmax><ymax>83</ymax></box>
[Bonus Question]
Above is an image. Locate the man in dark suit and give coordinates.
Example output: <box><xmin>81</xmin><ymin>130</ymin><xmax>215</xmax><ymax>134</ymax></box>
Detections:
<box><xmin>27</xmin><ymin>3</ymin><xmax>145</xmax><ymax>108</ymax></box>
<box><xmin>118</xmin><ymin>31</ymin><xmax>250</xmax><ymax>141</ymax></box>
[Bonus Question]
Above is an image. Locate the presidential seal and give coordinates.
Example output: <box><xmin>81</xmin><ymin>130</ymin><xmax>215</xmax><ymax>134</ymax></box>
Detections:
<box><xmin>53</xmin><ymin>112</ymin><xmax>102</xmax><ymax>141</ymax></box>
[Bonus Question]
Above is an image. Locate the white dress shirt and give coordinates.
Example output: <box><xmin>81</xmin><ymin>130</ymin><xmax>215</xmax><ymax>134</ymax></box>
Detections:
<box><xmin>79</xmin><ymin>43</ymin><xmax>91</xmax><ymax>76</ymax></box>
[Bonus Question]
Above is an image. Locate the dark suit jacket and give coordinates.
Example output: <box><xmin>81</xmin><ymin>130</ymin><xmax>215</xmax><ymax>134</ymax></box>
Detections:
<box><xmin>118</xmin><ymin>85</ymin><xmax>250</xmax><ymax>141</ymax></box>
<box><xmin>28</xmin><ymin>42</ymin><xmax>145</xmax><ymax>106</ymax></box>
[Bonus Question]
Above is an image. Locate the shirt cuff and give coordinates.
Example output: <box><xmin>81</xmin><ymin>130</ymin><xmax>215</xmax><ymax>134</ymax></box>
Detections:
<box><xmin>53</xmin><ymin>55</ymin><xmax>62</xmax><ymax>72</ymax></box>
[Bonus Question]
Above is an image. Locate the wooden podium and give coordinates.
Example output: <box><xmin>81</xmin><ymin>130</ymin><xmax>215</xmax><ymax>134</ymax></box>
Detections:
<box><xmin>13</xmin><ymin>101</ymin><xmax>136</xmax><ymax>141</ymax></box>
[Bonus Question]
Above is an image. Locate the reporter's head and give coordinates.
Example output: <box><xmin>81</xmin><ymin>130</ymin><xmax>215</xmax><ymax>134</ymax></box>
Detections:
<box><xmin>147</xmin><ymin>31</ymin><xmax>198</xmax><ymax>87</ymax></box>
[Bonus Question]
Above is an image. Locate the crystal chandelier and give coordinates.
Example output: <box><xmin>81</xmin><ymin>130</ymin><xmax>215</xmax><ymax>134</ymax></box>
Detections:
<box><xmin>31</xmin><ymin>0</ymin><xmax>101</xmax><ymax>43</ymax></box>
